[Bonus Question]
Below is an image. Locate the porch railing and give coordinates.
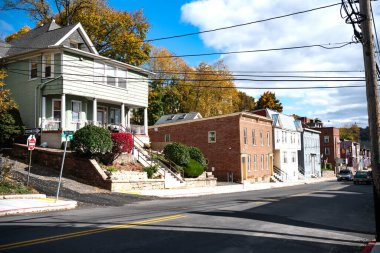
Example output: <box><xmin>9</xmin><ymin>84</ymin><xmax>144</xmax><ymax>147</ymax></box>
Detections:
<box><xmin>42</xmin><ymin>118</ymin><xmax>61</xmax><ymax>130</ymax></box>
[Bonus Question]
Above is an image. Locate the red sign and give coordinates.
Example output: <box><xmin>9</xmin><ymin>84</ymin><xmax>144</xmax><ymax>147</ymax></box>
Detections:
<box><xmin>27</xmin><ymin>135</ymin><xmax>36</xmax><ymax>151</ymax></box>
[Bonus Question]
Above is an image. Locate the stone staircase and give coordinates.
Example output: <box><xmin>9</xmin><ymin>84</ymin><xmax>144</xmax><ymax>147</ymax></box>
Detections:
<box><xmin>270</xmin><ymin>165</ymin><xmax>288</xmax><ymax>182</ymax></box>
<box><xmin>133</xmin><ymin>135</ymin><xmax>185</xmax><ymax>188</ymax></box>
<box><xmin>298</xmin><ymin>166</ymin><xmax>306</xmax><ymax>180</ymax></box>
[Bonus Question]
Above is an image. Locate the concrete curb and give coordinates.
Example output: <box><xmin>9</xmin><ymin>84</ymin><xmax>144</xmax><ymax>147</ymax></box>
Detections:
<box><xmin>0</xmin><ymin>194</ymin><xmax>77</xmax><ymax>216</ymax></box>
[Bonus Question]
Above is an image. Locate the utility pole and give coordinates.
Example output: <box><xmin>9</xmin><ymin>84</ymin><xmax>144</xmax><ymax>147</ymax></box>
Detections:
<box><xmin>359</xmin><ymin>0</ymin><xmax>380</xmax><ymax>242</ymax></box>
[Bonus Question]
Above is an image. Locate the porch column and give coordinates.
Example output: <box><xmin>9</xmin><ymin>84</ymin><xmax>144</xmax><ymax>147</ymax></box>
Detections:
<box><xmin>61</xmin><ymin>94</ymin><xmax>66</xmax><ymax>130</ymax></box>
<box><xmin>121</xmin><ymin>103</ymin><xmax>125</xmax><ymax>128</ymax></box>
<box><xmin>126</xmin><ymin>108</ymin><xmax>131</xmax><ymax>128</ymax></box>
<box><xmin>41</xmin><ymin>96</ymin><xmax>46</xmax><ymax>129</ymax></box>
<box><xmin>93</xmin><ymin>98</ymin><xmax>97</xmax><ymax>126</ymax></box>
<box><xmin>144</xmin><ymin>107</ymin><xmax>148</xmax><ymax>136</ymax></box>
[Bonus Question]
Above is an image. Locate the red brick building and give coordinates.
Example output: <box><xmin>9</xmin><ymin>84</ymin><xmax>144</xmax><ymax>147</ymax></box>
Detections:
<box><xmin>149</xmin><ymin>112</ymin><xmax>273</xmax><ymax>183</ymax></box>
<box><xmin>312</xmin><ymin>127</ymin><xmax>340</xmax><ymax>170</ymax></box>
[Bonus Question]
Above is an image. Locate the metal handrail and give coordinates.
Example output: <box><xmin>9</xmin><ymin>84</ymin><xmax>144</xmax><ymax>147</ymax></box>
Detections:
<box><xmin>273</xmin><ymin>165</ymin><xmax>288</xmax><ymax>181</ymax></box>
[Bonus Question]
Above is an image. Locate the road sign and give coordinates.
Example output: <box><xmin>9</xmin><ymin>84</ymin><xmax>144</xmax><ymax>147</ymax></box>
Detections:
<box><xmin>61</xmin><ymin>131</ymin><xmax>74</xmax><ymax>140</ymax></box>
<box><xmin>27</xmin><ymin>135</ymin><xmax>36</xmax><ymax>151</ymax></box>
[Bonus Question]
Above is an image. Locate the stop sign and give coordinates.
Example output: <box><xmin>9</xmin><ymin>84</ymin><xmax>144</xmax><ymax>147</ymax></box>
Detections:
<box><xmin>27</xmin><ymin>135</ymin><xmax>36</xmax><ymax>151</ymax></box>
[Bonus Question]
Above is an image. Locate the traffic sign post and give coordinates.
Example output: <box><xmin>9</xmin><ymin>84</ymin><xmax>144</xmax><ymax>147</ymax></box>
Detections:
<box><xmin>56</xmin><ymin>131</ymin><xmax>72</xmax><ymax>201</ymax></box>
<box><xmin>26</xmin><ymin>135</ymin><xmax>36</xmax><ymax>187</ymax></box>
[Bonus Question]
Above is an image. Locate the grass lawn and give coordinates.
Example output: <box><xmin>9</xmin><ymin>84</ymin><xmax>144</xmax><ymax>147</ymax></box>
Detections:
<box><xmin>0</xmin><ymin>180</ymin><xmax>36</xmax><ymax>195</ymax></box>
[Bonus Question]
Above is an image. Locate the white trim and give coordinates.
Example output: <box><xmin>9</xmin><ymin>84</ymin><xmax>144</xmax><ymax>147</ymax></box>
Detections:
<box><xmin>54</xmin><ymin>23</ymin><xmax>98</xmax><ymax>55</ymax></box>
<box><xmin>208</xmin><ymin>131</ymin><xmax>216</xmax><ymax>143</ymax></box>
<box><xmin>52</xmin><ymin>99</ymin><xmax>61</xmax><ymax>120</ymax></box>
<box><xmin>71</xmin><ymin>100</ymin><xmax>82</xmax><ymax>122</ymax></box>
<box><xmin>29</xmin><ymin>57</ymin><xmax>38</xmax><ymax>80</ymax></box>
<box><xmin>42</xmin><ymin>53</ymin><xmax>54</xmax><ymax>78</ymax></box>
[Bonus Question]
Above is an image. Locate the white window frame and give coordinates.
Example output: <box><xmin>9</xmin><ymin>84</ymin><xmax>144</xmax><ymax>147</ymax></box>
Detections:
<box><xmin>52</xmin><ymin>99</ymin><xmax>62</xmax><ymax>121</ymax></box>
<box><xmin>260</xmin><ymin>130</ymin><xmax>263</xmax><ymax>146</ymax></box>
<box><xmin>252</xmin><ymin>129</ymin><xmax>256</xmax><ymax>145</ymax></box>
<box><xmin>243</xmin><ymin>128</ymin><xmax>247</xmax><ymax>145</ymax></box>
<box><xmin>164</xmin><ymin>134</ymin><xmax>171</xmax><ymax>142</ymax></box>
<box><xmin>267</xmin><ymin>131</ymin><xmax>270</xmax><ymax>146</ymax></box>
<box><xmin>117</xmin><ymin>68</ymin><xmax>127</xmax><ymax>89</ymax></box>
<box><xmin>94</xmin><ymin>61</ymin><xmax>105</xmax><ymax>84</ymax></box>
<box><xmin>42</xmin><ymin>53</ymin><xmax>54</xmax><ymax>78</ymax></box>
<box><xmin>208</xmin><ymin>131</ymin><xmax>216</xmax><ymax>143</ymax></box>
<box><xmin>283</xmin><ymin>151</ymin><xmax>287</xmax><ymax>163</ymax></box>
<box><xmin>71</xmin><ymin>100</ymin><xmax>82</xmax><ymax>122</ymax></box>
<box><xmin>106</xmin><ymin>65</ymin><xmax>117</xmax><ymax>86</ymax></box>
<box><xmin>324</xmin><ymin>135</ymin><xmax>330</xmax><ymax>143</ymax></box>
<box><xmin>261</xmin><ymin>154</ymin><xmax>264</xmax><ymax>170</ymax></box>
<box><xmin>109</xmin><ymin>107</ymin><xmax>121</xmax><ymax>124</ymax></box>
<box><xmin>29</xmin><ymin>57</ymin><xmax>39</xmax><ymax>80</ymax></box>
<box><xmin>291</xmin><ymin>152</ymin><xmax>296</xmax><ymax>163</ymax></box>
<box><xmin>253</xmin><ymin>155</ymin><xmax>257</xmax><ymax>171</ymax></box>
<box><xmin>248</xmin><ymin>155</ymin><xmax>251</xmax><ymax>172</ymax></box>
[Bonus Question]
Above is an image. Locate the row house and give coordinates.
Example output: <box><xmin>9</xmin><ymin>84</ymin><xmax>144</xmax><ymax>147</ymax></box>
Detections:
<box><xmin>1</xmin><ymin>21</ymin><xmax>150</xmax><ymax>148</ymax></box>
<box><xmin>298</xmin><ymin>128</ymin><xmax>321</xmax><ymax>178</ymax></box>
<box><xmin>149</xmin><ymin>112</ymin><xmax>273</xmax><ymax>183</ymax></box>
<box><xmin>253</xmin><ymin>109</ymin><xmax>302</xmax><ymax>181</ymax></box>
<box><xmin>340</xmin><ymin>140</ymin><xmax>360</xmax><ymax>171</ymax></box>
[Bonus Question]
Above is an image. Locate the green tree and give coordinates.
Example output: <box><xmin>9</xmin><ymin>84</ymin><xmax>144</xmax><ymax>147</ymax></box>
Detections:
<box><xmin>340</xmin><ymin>124</ymin><xmax>360</xmax><ymax>142</ymax></box>
<box><xmin>256</xmin><ymin>91</ymin><xmax>283</xmax><ymax>112</ymax></box>
<box><xmin>2</xmin><ymin>0</ymin><xmax>151</xmax><ymax>66</ymax></box>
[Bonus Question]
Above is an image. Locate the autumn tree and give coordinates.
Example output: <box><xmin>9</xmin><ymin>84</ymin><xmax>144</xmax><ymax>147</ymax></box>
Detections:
<box><xmin>2</xmin><ymin>0</ymin><xmax>151</xmax><ymax>66</ymax></box>
<box><xmin>255</xmin><ymin>91</ymin><xmax>283</xmax><ymax>112</ymax></box>
<box><xmin>0</xmin><ymin>70</ymin><xmax>24</xmax><ymax>147</ymax></box>
<box><xmin>234</xmin><ymin>91</ymin><xmax>256</xmax><ymax>112</ymax></box>
<box><xmin>340</xmin><ymin>124</ymin><xmax>360</xmax><ymax>142</ymax></box>
<box><xmin>5</xmin><ymin>26</ymin><xmax>31</xmax><ymax>42</ymax></box>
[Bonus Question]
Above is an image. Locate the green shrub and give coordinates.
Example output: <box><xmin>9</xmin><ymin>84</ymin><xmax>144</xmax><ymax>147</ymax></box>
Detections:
<box><xmin>163</xmin><ymin>142</ymin><xmax>190</xmax><ymax>166</ymax></box>
<box><xmin>71</xmin><ymin>125</ymin><xmax>112</xmax><ymax>158</ymax></box>
<box><xmin>0</xmin><ymin>108</ymin><xmax>24</xmax><ymax>148</ymax></box>
<box><xmin>188</xmin><ymin>146</ymin><xmax>206</xmax><ymax>167</ymax></box>
<box><xmin>184</xmin><ymin>159</ymin><xmax>205</xmax><ymax>178</ymax></box>
<box><xmin>144</xmin><ymin>165</ymin><xmax>159</xmax><ymax>179</ymax></box>
<box><xmin>326</xmin><ymin>163</ymin><xmax>332</xmax><ymax>170</ymax></box>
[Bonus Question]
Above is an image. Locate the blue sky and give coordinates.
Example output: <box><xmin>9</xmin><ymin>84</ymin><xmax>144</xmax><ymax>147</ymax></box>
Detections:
<box><xmin>1</xmin><ymin>0</ymin><xmax>379</xmax><ymax>127</ymax></box>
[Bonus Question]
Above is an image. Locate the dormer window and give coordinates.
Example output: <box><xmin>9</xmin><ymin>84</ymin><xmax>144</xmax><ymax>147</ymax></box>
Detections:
<box><xmin>70</xmin><ymin>40</ymin><xmax>83</xmax><ymax>50</ymax></box>
<box><xmin>178</xmin><ymin>114</ymin><xmax>187</xmax><ymax>119</ymax></box>
<box><xmin>167</xmin><ymin>115</ymin><xmax>175</xmax><ymax>121</ymax></box>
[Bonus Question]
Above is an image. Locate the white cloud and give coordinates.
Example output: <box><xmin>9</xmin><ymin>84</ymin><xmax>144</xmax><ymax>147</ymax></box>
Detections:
<box><xmin>181</xmin><ymin>0</ymin><xmax>378</xmax><ymax>127</ymax></box>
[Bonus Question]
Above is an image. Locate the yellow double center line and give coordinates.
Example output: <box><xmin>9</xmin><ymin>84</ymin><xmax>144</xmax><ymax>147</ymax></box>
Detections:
<box><xmin>0</xmin><ymin>214</ymin><xmax>186</xmax><ymax>251</ymax></box>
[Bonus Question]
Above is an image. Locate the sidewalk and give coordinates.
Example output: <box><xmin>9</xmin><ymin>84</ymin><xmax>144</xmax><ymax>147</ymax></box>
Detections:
<box><xmin>126</xmin><ymin>176</ymin><xmax>336</xmax><ymax>198</ymax></box>
<box><xmin>0</xmin><ymin>194</ymin><xmax>77</xmax><ymax>216</ymax></box>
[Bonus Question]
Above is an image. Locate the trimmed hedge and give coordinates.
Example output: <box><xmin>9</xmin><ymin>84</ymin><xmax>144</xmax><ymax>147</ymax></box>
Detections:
<box><xmin>163</xmin><ymin>142</ymin><xmax>190</xmax><ymax>166</ymax></box>
<box><xmin>184</xmin><ymin>159</ymin><xmax>205</xmax><ymax>178</ymax></box>
<box><xmin>188</xmin><ymin>146</ymin><xmax>206</xmax><ymax>166</ymax></box>
<box><xmin>71</xmin><ymin>125</ymin><xmax>112</xmax><ymax>158</ymax></box>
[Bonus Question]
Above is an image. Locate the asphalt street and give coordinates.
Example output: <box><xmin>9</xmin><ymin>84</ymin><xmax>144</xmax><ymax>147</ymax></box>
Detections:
<box><xmin>0</xmin><ymin>181</ymin><xmax>375</xmax><ymax>253</ymax></box>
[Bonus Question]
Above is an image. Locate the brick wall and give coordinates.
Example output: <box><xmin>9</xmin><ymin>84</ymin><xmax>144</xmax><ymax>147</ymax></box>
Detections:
<box><xmin>149</xmin><ymin>113</ymin><xmax>273</xmax><ymax>182</ymax></box>
<box><xmin>317</xmin><ymin>127</ymin><xmax>340</xmax><ymax>168</ymax></box>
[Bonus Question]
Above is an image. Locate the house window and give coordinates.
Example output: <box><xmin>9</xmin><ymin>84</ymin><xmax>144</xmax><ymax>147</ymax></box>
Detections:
<box><xmin>164</xmin><ymin>134</ymin><xmax>171</xmax><ymax>142</ymax></box>
<box><xmin>261</xmin><ymin>155</ymin><xmax>264</xmax><ymax>170</ymax></box>
<box><xmin>29</xmin><ymin>57</ymin><xmax>38</xmax><ymax>79</ymax></box>
<box><xmin>208</xmin><ymin>131</ymin><xmax>216</xmax><ymax>143</ymax></box>
<box><xmin>94</xmin><ymin>62</ymin><xmax>105</xmax><ymax>84</ymax></box>
<box><xmin>260</xmin><ymin>130</ymin><xmax>263</xmax><ymax>146</ymax></box>
<box><xmin>109</xmin><ymin>108</ymin><xmax>121</xmax><ymax>124</ymax></box>
<box><xmin>253</xmin><ymin>155</ymin><xmax>257</xmax><ymax>171</ymax></box>
<box><xmin>52</xmin><ymin>99</ymin><xmax>61</xmax><ymax>121</ymax></box>
<box><xmin>106</xmin><ymin>65</ymin><xmax>117</xmax><ymax>86</ymax></box>
<box><xmin>291</xmin><ymin>152</ymin><xmax>296</xmax><ymax>163</ymax></box>
<box><xmin>324</xmin><ymin>136</ymin><xmax>330</xmax><ymax>143</ymax></box>
<box><xmin>117</xmin><ymin>69</ymin><xmax>127</xmax><ymax>89</ymax></box>
<box><xmin>248</xmin><ymin>155</ymin><xmax>251</xmax><ymax>172</ymax></box>
<box><xmin>283</xmin><ymin>151</ymin><xmax>287</xmax><ymax>163</ymax></box>
<box><xmin>325</xmin><ymin>147</ymin><xmax>330</xmax><ymax>155</ymax></box>
<box><xmin>42</xmin><ymin>54</ymin><xmax>53</xmax><ymax>78</ymax></box>
<box><xmin>284</xmin><ymin>132</ymin><xmax>287</xmax><ymax>143</ymax></box>
<box><xmin>71</xmin><ymin>101</ymin><xmax>81</xmax><ymax>122</ymax></box>
<box><xmin>252</xmin><ymin>129</ymin><xmax>256</xmax><ymax>145</ymax></box>
<box><xmin>267</xmin><ymin>131</ymin><xmax>270</xmax><ymax>146</ymax></box>
<box><xmin>282</xmin><ymin>131</ymin><xmax>285</xmax><ymax>143</ymax></box>
<box><xmin>243</xmin><ymin>128</ymin><xmax>247</xmax><ymax>144</ymax></box>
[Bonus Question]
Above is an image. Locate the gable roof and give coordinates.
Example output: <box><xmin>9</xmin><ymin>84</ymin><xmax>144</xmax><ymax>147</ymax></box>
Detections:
<box><xmin>154</xmin><ymin>112</ymin><xmax>203</xmax><ymax>125</ymax></box>
<box><xmin>2</xmin><ymin>21</ymin><xmax>98</xmax><ymax>58</ymax></box>
<box><xmin>259</xmin><ymin>108</ymin><xmax>303</xmax><ymax>132</ymax></box>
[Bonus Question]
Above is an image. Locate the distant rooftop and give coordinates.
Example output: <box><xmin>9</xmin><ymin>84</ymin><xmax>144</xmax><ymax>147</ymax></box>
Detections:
<box><xmin>154</xmin><ymin>112</ymin><xmax>202</xmax><ymax>125</ymax></box>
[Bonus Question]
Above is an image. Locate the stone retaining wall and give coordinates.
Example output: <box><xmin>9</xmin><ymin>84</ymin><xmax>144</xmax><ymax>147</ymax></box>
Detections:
<box><xmin>10</xmin><ymin>144</ymin><xmax>218</xmax><ymax>191</ymax></box>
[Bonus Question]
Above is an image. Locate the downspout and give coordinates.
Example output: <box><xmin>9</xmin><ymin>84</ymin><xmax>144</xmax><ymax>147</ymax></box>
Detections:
<box><xmin>35</xmin><ymin>75</ymin><xmax>63</xmax><ymax>128</ymax></box>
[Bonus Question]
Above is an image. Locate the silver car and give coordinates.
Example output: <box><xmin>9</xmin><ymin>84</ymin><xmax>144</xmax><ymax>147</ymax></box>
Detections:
<box><xmin>337</xmin><ymin>170</ymin><xmax>353</xmax><ymax>181</ymax></box>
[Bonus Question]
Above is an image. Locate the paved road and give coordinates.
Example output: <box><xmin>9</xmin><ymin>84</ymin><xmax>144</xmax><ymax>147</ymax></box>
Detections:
<box><xmin>0</xmin><ymin>181</ymin><xmax>375</xmax><ymax>253</ymax></box>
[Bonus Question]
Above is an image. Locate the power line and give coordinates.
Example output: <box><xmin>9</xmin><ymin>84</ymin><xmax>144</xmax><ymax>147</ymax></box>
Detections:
<box><xmin>370</xmin><ymin>1</ymin><xmax>380</xmax><ymax>64</ymax></box>
<box><xmin>145</xmin><ymin>3</ymin><xmax>341</xmax><ymax>42</ymax></box>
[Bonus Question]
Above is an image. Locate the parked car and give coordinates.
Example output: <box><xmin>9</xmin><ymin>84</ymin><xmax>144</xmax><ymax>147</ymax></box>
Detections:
<box><xmin>353</xmin><ymin>171</ymin><xmax>373</xmax><ymax>184</ymax></box>
<box><xmin>337</xmin><ymin>169</ymin><xmax>353</xmax><ymax>181</ymax></box>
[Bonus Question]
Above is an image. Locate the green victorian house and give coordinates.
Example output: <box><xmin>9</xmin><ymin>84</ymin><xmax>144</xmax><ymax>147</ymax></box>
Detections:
<box><xmin>0</xmin><ymin>21</ymin><xmax>150</xmax><ymax>148</ymax></box>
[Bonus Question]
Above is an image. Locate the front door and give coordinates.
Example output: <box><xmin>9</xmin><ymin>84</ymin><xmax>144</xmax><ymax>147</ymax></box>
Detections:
<box><xmin>311</xmin><ymin>154</ymin><xmax>316</xmax><ymax>176</ymax></box>
<box><xmin>97</xmin><ymin>107</ymin><xmax>107</xmax><ymax>126</ymax></box>
<box><xmin>241</xmin><ymin>156</ymin><xmax>247</xmax><ymax>181</ymax></box>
